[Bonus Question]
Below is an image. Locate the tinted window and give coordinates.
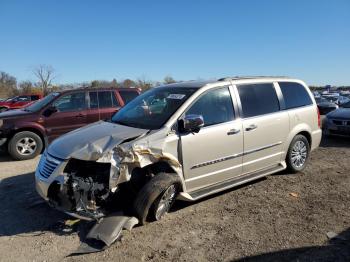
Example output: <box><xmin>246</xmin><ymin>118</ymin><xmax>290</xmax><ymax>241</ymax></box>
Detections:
<box><xmin>119</xmin><ymin>90</ymin><xmax>139</xmax><ymax>104</ymax></box>
<box><xmin>53</xmin><ymin>92</ymin><xmax>86</xmax><ymax>112</ymax></box>
<box><xmin>98</xmin><ymin>91</ymin><xmax>113</xmax><ymax>108</ymax></box>
<box><xmin>186</xmin><ymin>87</ymin><xmax>234</xmax><ymax>127</ymax></box>
<box><xmin>238</xmin><ymin>83</ymin><xmax>280</xmax><ymax>118</ymax></box>
<box><xmin>16</xmin><ymin>96</ymin><xmax>30</xmax><ymax>102</ymax></box>
<box><xmin>89</xmin><ymin>92</ymin><xmax>98</xmax><ymax>109</ymax></box>
<box><xmin>279</xmin><ymin>82</ymin><xmax>313</xmax><ymax>109</ymax></box>
<box><xmin>31</xmin><ymin>95</ymin><xmax>40</xmax><ymax>101</ymax></box>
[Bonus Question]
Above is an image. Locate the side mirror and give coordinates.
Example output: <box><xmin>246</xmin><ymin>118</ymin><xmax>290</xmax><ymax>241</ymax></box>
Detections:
<box><xmin>179</xmin><ymin>114</ymin><xmax>204</xmax><ymax>133</ymax></box>
<box><xmin>43</xmin><ymin>106</ymin><xmax>57</xmax><ymax>117</ymax></box>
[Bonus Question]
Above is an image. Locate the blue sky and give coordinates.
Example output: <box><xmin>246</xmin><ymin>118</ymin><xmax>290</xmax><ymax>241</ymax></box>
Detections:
<box><xmin>1</xmin><ymin>0</ymin><xmax>349</xmax><ymax>85</ymax></box>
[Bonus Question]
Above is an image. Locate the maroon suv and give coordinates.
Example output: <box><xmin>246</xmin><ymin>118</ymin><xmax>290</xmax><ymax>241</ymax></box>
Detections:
<box><xmin>0</xmin><ymin>88</ymin><xmax>140</xmax><ymax>160</ymax></box>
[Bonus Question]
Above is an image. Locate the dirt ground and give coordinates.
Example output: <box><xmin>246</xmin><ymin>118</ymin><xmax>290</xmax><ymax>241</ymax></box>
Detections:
<box><xmin>0</xmin><ymin>136</ymin><xmax>349</xmax><ymax>262</ymax></box>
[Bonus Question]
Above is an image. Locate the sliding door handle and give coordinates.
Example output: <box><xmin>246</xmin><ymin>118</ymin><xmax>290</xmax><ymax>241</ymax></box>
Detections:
<box><xmin>245</xmin><ymin>124</ymin><xmax>258</xmax><ymax>131</ymax></box>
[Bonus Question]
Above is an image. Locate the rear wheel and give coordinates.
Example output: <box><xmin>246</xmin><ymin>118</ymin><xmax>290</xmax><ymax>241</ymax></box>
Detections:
<box><xmin>286</xmin><ymin>135</ymin><xmax>310</xmax><ymax>173</ymax></box>
<box><xmin>133</xmin><ymin>172</ymin><xmax>181</xmax><ymax>224</ymax></box>
<box><xmin>8</xmin><ymin>131</ymin><xmax>43</xmax><ymax>160</ymax></box>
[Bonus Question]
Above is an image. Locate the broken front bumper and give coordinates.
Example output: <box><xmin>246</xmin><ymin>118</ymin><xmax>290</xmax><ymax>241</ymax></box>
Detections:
<box><xmin>35</xmin><ymin>152</ymin><xmax>108</xmax><ymax>221</ymax></box>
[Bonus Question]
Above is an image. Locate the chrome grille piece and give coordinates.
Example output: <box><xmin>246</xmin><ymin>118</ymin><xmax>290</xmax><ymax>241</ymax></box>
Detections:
<box><xmin>37</xmin><ymin>153</ymin><xmax>63</xmax><ymax>179</ymax></box>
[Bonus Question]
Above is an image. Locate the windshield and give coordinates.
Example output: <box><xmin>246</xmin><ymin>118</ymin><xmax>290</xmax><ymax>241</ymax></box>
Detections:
<box><xmin>24</xmin><ymin>92</ymin><xmax>60</xmax><ymax>112</ymax></box>
<box><xmin>112</xmin><ymin>87</ymin><xmax>198</xmax><ymax>129</ymax></box>
<box><xmin>5</xmin><ymin>97</ymin><xmax>15</xmax><ymax>102</ymax></box>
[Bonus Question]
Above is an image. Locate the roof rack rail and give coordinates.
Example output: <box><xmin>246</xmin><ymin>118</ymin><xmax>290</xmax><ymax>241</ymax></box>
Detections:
<box><xmin>218</xmin><ymin>76</ymin><xmax>289</xmax><ymax>81</ymax></box>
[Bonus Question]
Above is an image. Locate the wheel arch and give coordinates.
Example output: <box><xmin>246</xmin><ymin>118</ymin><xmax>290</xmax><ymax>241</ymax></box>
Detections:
<box><xmin>282</xmin><ymin>124</ymin><xmax>312</xmax><ymax>160</ymax></box>
<box><xmin>9</xmin><ymin>127</ymin><xmax>46</xmax><ymax>152</ymax></box>
<box><xmin>131</xmin><ymin>161</ymin><xmax>185</xmax><ymax>192</ymax></box>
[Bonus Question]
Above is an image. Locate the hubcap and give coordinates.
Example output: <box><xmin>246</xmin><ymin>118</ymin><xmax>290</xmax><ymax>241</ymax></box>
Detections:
<box><xmin>16</xmin><ymin>137</ymin><xmax>37</xmax><ymax>156</ymax></box>
<box><xmin>291</xmin><ymin>140</ymin><xmax>307</xmax><ymax>168</ymax></box>
<box><xmin>155</xmin><ymin>185</ymin><xmax>177</xmax><ymax>220</ymax></box>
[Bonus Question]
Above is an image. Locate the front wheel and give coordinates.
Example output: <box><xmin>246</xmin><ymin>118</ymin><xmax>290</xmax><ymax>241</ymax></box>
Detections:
<box><xmin>8</xmin><ymin>131</ymin><xmax>43</xmax><ymax>160</ymax></box>
<box><xmin>133</xmin><ymin>173</ymin><xmax>181</xmax><ymax>224</ymax></box>
<box><xmin>286</xmin><ymin>135</ymin><xmax>310</xmax><ymax>173</ymax></box>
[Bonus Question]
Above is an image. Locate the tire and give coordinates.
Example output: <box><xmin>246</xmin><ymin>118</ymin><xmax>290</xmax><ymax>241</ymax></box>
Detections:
<box><xmin>133</xmin><ymin>172</ymin><xmax>181</xmax><ymax>224</ymax></box>
<box><xmin>8</xmin><ymin>131</ymin><xmax>43</xmax><ymax>160</ymax></box>
<box><xmin>286</xmin><ymin>135</ymin><xmax>310</xmax><ymax>173</ymax></box>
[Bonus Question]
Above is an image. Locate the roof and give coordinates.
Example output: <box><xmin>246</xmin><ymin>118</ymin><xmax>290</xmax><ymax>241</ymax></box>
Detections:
<box><xmin>160</xmin><ymin>76</ymin><xmax>294</xmax><ymax>89</ymax></box>
<box><xmin>59</xmin><ymin>87</ymin><xmax>141</xmax><ymax>93</ymax></box>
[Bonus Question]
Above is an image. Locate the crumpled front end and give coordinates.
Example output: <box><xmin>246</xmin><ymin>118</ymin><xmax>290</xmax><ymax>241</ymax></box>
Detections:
<box><xmin>35</xmin><ymin>122</ymin><xmax>184</xmax><ymax>221</ymax></box>
<box><xmin>35</xmin><ymin>152</ymin><xmax>117</xmax><ymax>220</ymax></box>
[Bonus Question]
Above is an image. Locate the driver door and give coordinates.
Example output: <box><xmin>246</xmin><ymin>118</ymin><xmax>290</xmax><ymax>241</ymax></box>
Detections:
<box><xmin>44</xmin><ymin>91</ymin><xmax>88</xmax><ymax>142</ymax></box>
<box><xmin>180</xmin><ymin>87</ymin><xmax>243</xmax><ymax>192</ymax></box>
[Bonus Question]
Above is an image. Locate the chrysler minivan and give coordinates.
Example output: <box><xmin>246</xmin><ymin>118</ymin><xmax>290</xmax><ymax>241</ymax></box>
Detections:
<box><xmin>35</xmin><ymin>77</ymin><xmax>321</xmax><ymax>224</ymax></box>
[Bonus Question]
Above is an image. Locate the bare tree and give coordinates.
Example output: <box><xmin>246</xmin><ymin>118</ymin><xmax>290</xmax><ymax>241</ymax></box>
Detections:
<box><xmin>19</xmin><ymin>81</ymin><xmax>34</xmax><ymax>94</ymax></box>
<box><xmin>136</xmin><ymin>77</ymin><xmax>153</xmax><ymax>91</ymax></box>
<box><xmin>33</xmin><ymin>65</ymin><xmax>55</xmax><ymax>95</ymax></box>
<box><xmin>123</xmin><ymin>79</ymin><xmax>136</xmax><ymax>88</ymax></box>
<box><xmin>164</xmin><ymin>75</ymin><xmax>176</xmax><ymax>84</ymax></box>
<box><xmin>0</xmin><ymin>71</ymin><xmax>18</xmax><ymax>97</ymax></box>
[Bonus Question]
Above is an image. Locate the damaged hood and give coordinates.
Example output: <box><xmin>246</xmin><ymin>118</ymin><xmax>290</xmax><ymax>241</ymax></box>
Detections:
<box><xmin>48</xmin><ymin>121</ymin><xmax>148</xmax><ymax>160</ymax></box>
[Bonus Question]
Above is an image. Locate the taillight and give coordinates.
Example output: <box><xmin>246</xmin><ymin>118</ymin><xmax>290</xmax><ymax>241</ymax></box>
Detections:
<box><xmin>317</xmin><ymin>107</ymin><xmax>321</xmax><ymax>128</ymax></box>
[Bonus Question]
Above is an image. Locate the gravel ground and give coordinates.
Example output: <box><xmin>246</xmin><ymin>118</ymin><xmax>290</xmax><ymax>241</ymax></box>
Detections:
<box><xmin>0</xmin><ymin>136</ymin><xmax>349</xmax><ymax>262</ymax></box>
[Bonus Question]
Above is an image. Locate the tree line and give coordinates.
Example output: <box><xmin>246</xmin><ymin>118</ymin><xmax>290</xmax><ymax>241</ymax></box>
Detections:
<box><xmin>0</xmin><ymin>65</ymin><xmax>177</xmax><ymax>98</ymax></box>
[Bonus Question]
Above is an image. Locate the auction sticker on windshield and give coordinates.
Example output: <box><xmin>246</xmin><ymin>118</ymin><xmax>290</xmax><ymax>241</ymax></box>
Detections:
<box><xmin>167</xmin><ymin>94</ymin><xmax>186</xmax><ymax>99</ymax></box>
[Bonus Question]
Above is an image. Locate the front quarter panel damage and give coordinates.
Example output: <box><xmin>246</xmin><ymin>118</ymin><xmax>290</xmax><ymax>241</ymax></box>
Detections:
<box><xmin>103</xmin><ymin>128</ymin><xmax>185</xmax><ymax>192</ymax></box>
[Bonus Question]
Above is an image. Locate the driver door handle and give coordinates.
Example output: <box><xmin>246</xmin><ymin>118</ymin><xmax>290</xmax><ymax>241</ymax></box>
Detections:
<box><xmin>245</xmin><ymin>124</ymin><xmax>258</xmax><ymax>131</ymax></box>
<box><xmin>227</xmin><ymin>128</ymin><xmax>240</xmax><ymax>135</ymax></box>
<box><xmin>75</xmin><ymin>113</ymin><xmax>85</xmax><ymax>118</ymax></box>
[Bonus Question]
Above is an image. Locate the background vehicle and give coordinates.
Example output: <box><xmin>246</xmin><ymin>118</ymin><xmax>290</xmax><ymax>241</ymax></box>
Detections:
<box><xmin>35</xmin><ymin>77</ymin><xmax>321</xmax><ymax>229</ymax></box>
<box><xmin>0</xmin><ymin>94</ymin><xmax>43</xmax><ymax>112</ymax></box>
<box><xmin>0</xmin><ymin>88</ymin><xmax>140</xmax><ymax>160</ymax></box>
<box><xmin>315</xmin><ymin>97</ymin><xmax>338</xmax><ymax>115</ymax></box>
<box><xmin>323</xmin><ymin>101</ymin><xmax>350</xmax><ymax>137</ymax></box>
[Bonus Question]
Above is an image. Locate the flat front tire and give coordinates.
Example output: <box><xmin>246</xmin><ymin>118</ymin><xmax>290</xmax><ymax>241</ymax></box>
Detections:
<box><xmin>133</xmin><ymin>172</ymin><xmax>181</xmax><ymax>225</ymax></box>
<box><xmin>8</xmin><ymin>131</ymin><xmax>43</xmax><ymax>160</ymax></box>
<box><xmin>286</xmin><ymin>135</ymin><xmax>310</xmax><ymax>173</ymax></box>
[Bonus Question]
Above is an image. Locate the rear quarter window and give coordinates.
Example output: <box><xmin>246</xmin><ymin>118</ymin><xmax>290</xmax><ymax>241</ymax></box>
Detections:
<box><xmin>279</xmin><ymin>82</ymin><xmax>313</xmax><ymax>109</ymax></box>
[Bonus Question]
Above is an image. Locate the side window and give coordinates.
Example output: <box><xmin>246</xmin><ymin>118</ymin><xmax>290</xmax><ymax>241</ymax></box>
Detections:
<box><xmin>31</xmin><ymin>95</ymin><xmax>40</xmax><ymax>101</ymax></box>
<box><xmin>186</xmin><ymin>87</ymin><xmax>235</xmax><ymax>127</ymax></box>
<box><xmin>119</xmin><ymin>90</ymin><xmax>139</xmax><ymax>104</ymax></box>
<box><xmin>279</xmin><ymin>82</ymin><xmax>313</xmax><ymax>109</ymax></box>
<box><xmin>53</xmin><ymin>92</ymin><xmax>86</xmax><ymax>112</ymax></box>
<box><xmin>98</xmin><ymin>91</ymin><xmax>113</xmax><ymax>108</ymax></box>
<box><xmin>89</xmin><ymin>92</ymin><xmax>98</xmax><ymax>109</ymax></box>
<box><xmin>17</xmin><ymin>96</ymin><xmax>30</xmax><ymax>102</ymax></box>
<box><xmin>237</xmin><ymin>83</ymin><xmax>280</xmax><ymax>118</ymax></box>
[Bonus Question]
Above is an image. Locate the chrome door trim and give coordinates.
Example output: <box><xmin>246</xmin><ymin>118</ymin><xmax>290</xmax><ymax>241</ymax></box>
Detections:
<box><xmin>190</xmin><ymin>152</ymin><xmax>244</xmax><ymax>170</ymax></box>
<box><xmin>189</xmin><ymin>141</ymin><xmax>282</xmax><ymax>170</ymax></box>
<box><xmin>243</xmin><ymin>141</ymin><xmax>283</xmax><ymax>155</ymax></box>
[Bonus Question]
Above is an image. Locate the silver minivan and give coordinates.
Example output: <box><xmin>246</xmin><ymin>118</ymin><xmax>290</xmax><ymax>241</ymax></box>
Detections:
<box><xmin>35</xmin><ymin>77</ymin><xmax>322</xmax><ymax>224</ymax></box>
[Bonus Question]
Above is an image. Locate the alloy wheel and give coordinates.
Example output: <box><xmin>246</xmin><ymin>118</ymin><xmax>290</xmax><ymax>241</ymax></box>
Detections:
<box><xmin>16</xmin><ymin>137</ymin><xmax>37</xmax><ymax>156</ymax></box>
